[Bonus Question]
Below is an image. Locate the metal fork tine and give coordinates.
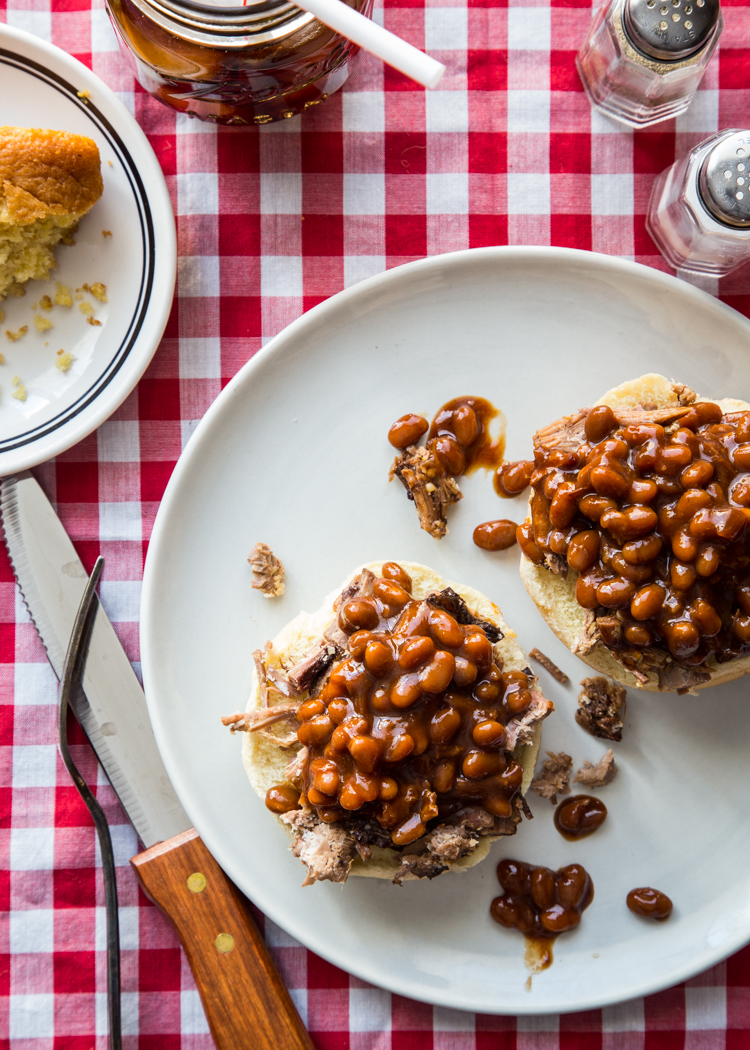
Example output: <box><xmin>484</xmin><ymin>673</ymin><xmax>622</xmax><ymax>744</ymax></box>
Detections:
<box><xmin>58</xmin><ymin>556</ymin><xmax>121</xmax><ymax>1050</ymax></box>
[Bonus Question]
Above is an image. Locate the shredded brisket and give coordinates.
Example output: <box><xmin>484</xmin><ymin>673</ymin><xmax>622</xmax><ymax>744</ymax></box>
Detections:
<box><xmin>576</xmin><ymin>677</ymin><xmax>626</xmax><ymax>742</ymax></box>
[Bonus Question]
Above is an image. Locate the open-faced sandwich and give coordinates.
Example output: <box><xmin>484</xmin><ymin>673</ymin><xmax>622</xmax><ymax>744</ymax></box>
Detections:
<box><xmin>518</xmin><ymin>374</ymin><xmax>750</xmax><ymax>692</ymax></box>
<box><xmin>223</xmin><ymin>561</ymin><xmax>554</xmax><ymax>885</ymax></box>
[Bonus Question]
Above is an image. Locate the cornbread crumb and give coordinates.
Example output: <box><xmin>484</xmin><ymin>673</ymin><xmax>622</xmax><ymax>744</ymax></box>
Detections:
<box><xmin>6</xmin><ymin>326</ymin><xmax>27</xmax><ymax>342</ymax></box>
<box><xmin>77</xmin><ymin>89</ymin><xmax>91</xmax><ymax>100</ymax></box>
<box><xmin>13</xmin><ymin>375</ymin><xmax>20</xmax><ymax>386</ymax></box>
<box><xmin>0</xmin><ymin>309</ymin><xmax>4</xmax><ymax>323</ymax></box>
<box><xmin>78</xmin><ymin>300</ymin><xmax>93</xmax><ymax>316</ymax></box>
<box><xmin>102</xmin><ymin>230</ymin><xmax>112</xmax><ymax>237</ymax></box>
<box><xmin>12</xmin><ymin>383</ymin><xmax>26</xmax><ymax>402</ymax></box>
<box><xmin>74</xmin><ymin>294</ymin><xmax>82</xmax><ymax>301</ymax></box>
<box><xmin>86</xmin><ymin>316</ymin><xmax>101</xmax><ymax>326</ymax></box>
<box><xmin>55</xmin><ymin>350</ymin><xmax>74</xmax><ymax>372</ymax></box>
<box><xmin>0</xmin><ymin>352</ymin><xmax>5</xmax><ymax>364</ymax></box>
<box><xmin>54</xmin><ymin>283</ymin><xmax>72</xmax><ymax>308</ymax></box>
<box><xmin>8</xmin><ymin>286</ymin><xmax>25</xmax><ymax>298</ymax></box>
<box><xmin>83</xmin><ymin>282</ymin><xmax>107</xmax><ymax>302</ymax></box>
<box><xmin>39</xmin><ymin>295</ymin><xmax>53</xmax><ymax>311</ymax></box>
<box><xmin>34</xmin><ymin>314</ymin><xmax>52</xmax><ymax>332</ymax></box>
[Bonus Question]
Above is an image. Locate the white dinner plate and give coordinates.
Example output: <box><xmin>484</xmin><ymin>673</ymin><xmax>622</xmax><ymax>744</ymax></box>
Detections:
<box><xmin>142</xmin><ymin>247</ymin><xmax>750</xmax><ymax>1015</ymax></box>
<box><xmin>0</xmin><ymin>24</ymin><xmax>175</xmax><ymax>474</ymax></box>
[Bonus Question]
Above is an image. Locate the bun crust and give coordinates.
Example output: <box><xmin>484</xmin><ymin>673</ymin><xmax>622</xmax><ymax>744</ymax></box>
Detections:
<box><xmin>519</xmin><ymin>374</ymin><xmax>750</xmax><ymax>692</ymax></box>
<box><xmin>243</xmin><ymin>561</ymin><xmax>546</xmax><ymax>880</ymax></box>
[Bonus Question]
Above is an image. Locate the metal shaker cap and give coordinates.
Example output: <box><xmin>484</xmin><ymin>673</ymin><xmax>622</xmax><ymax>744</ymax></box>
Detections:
<box><xmin>699</xmin><ymin>131</ymin><xmax>750</xmax><ymax>229</ymax></box>
<box><xmin>623</xmin><ymin>0</ymin><xmax>720</xmax><ymax>61</ymax></box>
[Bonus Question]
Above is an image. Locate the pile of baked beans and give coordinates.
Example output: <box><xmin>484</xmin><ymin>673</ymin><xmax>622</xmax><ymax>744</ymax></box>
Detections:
<box><xmin>267</xmin><ymin>562</ymin><xmax>534</xmax><ymax>847</ymax></box>
<box><xmin>491</xmin><ymin>859</ymin><xmax>594</xmax><ymax>937</ymax></box>
<box><xmin>388</xmin><ymin>396</ymin><xmax>504</xmax><ymax>477</ymax></box>
<box><xmin>519</xmin><ymin>401</ymin><xmax>750</xmax><ymax>666</ymax></box>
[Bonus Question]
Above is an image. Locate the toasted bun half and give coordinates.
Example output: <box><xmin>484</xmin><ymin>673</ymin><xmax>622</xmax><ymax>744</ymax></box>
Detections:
<box><xmin>519</xmin><ymin>374</ymin><xmax>750</xmax><ymax>692</ymax></box>
<box><xmin>243</xmin><ymin>561</ymin><xmax>547</xmax><ymax>880</ymax></box>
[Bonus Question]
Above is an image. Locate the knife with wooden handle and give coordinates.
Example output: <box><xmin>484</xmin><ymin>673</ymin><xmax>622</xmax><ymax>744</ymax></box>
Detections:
<box><xmin>1</xmin><ymin>471</ymin><xmax>314</xmax><ymax>1050</ymax></box>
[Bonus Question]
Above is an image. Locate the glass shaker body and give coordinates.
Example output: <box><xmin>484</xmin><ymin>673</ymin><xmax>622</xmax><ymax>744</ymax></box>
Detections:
<box><xmin>106</xmin><ymin>0</ymin><xmax>372</xmax><ymax>125</ymax></box>
<box><xmin>647</xmin><ymin>130</ymin><xmax>750</xmax><ymax>276</ymax></box>
<box><xmin>576</xmin><ymin>0</ymin><xmax>722</xmax><ymax>128</ymax></box>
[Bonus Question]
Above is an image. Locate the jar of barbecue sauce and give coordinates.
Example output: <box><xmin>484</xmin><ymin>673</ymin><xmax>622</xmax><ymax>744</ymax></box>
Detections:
<box><xmin>105</xmin><ymin>0</ymin><xmax>373</xmax><ymax>124</ymax></box>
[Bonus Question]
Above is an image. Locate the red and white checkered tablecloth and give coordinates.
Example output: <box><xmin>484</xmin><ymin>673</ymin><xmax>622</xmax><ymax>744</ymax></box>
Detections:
<box><xmin>2</xmin><ymin>0</ymin><xmax>750</xmax><ymax>1042</ymax></box>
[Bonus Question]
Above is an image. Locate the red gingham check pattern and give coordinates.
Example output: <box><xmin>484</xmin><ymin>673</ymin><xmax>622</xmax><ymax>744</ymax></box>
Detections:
<box><xmin>2</xmin><ymin>0</ymin><xmax>750</xmax><ymax>1043</ymax></box>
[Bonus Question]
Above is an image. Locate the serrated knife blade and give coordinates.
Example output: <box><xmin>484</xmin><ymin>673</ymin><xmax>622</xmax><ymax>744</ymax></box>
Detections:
<box><xmin>0</xmin><ymin>471</ymin><xmax>314</xmax><ymax>1050</ymax></box>
<box><xmin>1</xmin><ymin>471</ymin><xmax>190</xmax><ymax>848</ymax></box>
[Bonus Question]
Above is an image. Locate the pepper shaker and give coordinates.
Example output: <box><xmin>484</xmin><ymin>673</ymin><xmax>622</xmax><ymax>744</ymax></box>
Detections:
<box><xmin>576</xmin><ymin>0</ymin><xmax>722</xmax><ymax>128</ymax></box>
<box><xmin>647</xmin><ymin>130</ymin><xmax>750</xmax><ymax>276</ymax></box>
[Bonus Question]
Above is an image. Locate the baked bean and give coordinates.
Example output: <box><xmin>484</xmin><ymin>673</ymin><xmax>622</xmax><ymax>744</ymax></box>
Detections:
<box><xmin>622</xmin><ymin>533</ymin><xmax>662</xmax><ymax>564</ymax></box>
<box><xmin>733</xmin><ymin>444</ymin><xmax>750</xmax><ymax>471</ymax></box>
<box><xmin>550</xmin><ymin>485</ymin><xmax>581</xmax><ymax>528</ymax></box>
<box><xmin>634</xmin><ymin>441</ymin><xmax>661</xmax><ymax>472</ymax></box>
<box><xmin>517</xmin><ymin>522</ymin><xmax>545</xmax><ymax>563</ymax></box>
<box><xmin>696</xmin><ymin>544</ymin><xmax>721</xmax><ymax>577</ymax></box>
<box><xmin>624</xmin><ymin>622</ymin><xmax>652</xmax><ymax>647</ymax></box>
<box><xmin>307</xmin><ymin>787</ymin><xmax>332</xmax><ymax>806</ymax></box>
<box><xmin>610</xmin><ymin>553</ymin><xmax>652</xmax><ymax>583</ymax></box>
<box><xmin>575</xmin><ymin>572</ymin><xmax>601</xmax><ymax>610</ymax></box>
<box><xmin>596</xmin><ymin>576</ymin><xmax>637</xmax><ymax>609</ymax></box>
<box><xmin>327</xmin><ymin>698</ymin><xmax>350</xmax><ymax>725</ymax></box>
<box><xmin>585</xmin><ymin>404</ymin><xmax>617</xmax><ymax>443</ymax></box>
<box><xmin>631</xmin><ymin>583</ymin><xmax>666</xmax><ymax>620</ymax></box>
<box><xmin>490</xmin><ymin>896</ymin><xmax>537</xmax><ymax>934</ymax></box>
<box><xmin>398</xmin><ymin>635</ymin><xmax>435</xmax><ymax>670</ymax></box>
<box><xmin>621</xmin><ymin>422</ymin><xmax>665</xmax><ymax>446</ymax></box>
<box><xmin>347</xmin><ymin>630</ymin><xmax>374</xmax><ymax>660</ymax></box>
<box><xmin>462</xmin><ymin>630</ymin><xmax>493</xmax><ymax>670</ymax></box>
<box><xmin>433</xmin><ymin>760</ymin><xmax>457</xmax><ymax>794</ymax></box>
<box><xmin>348</xmin><ymin>735</ymin><xmax>381</xmax><ymax>773</ymax></box>
<box><xmin>473</xmin><ymin>519</ymin><xmax>518</xmax><ymax>551</ymax></box>
<box><xmin>628</xmin><ymin>478</ymin><xmax>658</xmax><ymax>503</ymax></box>
<box><xmin>591</xmin><ymin>464</ymin><xmax>629</xmax><ymax>500</ymax></box>
<box><xmin>340</xmin><ymin>598</ymin><xmax>379</xmax><ymax>632</ymax></box>
<box><xmin>312</xmin><ymin>761</ymin><xmax>341</xmax><ymax>796</ymax></box>
<box><xmin>627</xmin><ymin>887</ymin><xmax>673</xmax><ymax>920</ymax></box>
<box><xmin>655</xmin><ymin>445</ymin><xmax>693</xmax><ymax>474</ymax></box>
<box><xmin>474</xmin><ymin>679</ymin><xmax>501</xmax><ymax>702</ymax></box>
<box><xmin>419</xmin><ymin>650</ymin><xmax>456</xmax><ymax>693</ymax></box>
<box><xmin>379</xmin><ymin>776</ymin><xmax>399</xmax><ymax>800</ymax></box>
<box><xmin>339</xmin><ymin>781</ymin><xmax>365</xmax><ymax>810</ymax></box>
<box><xmin>497</xmin><ymin>859</ymin><xmax>531</xmax><ymax>896</ymax></box>
<box><xmin>505</xmin><ymin>686</ymin><xmax>532</xmax><ymax>716</ymax></box>
<box><xmin>737</xmin><ymin>582</ymin><xmax>750</xmax><ymax>616</ymax></box>
<box><xmin>672</xmin><ymin>528</ymin><xmax>699</xmax><ymax>562</ymax></box>
<box><xmin>714</xmin><ymin>507</ymin><xmax>747</xmax><ymax>541</ymax></box>
<box><xmin>384</xmin><ymin>733</ymin><xmax>415</xmax><ymax>762</ymax></box>
<box><xmin>541</xmin><ymin>905</ymin><xmax>581</xmax><ymax>934</ymax></box>
<box><xmin>429</xmin><ymin>609</ymin><xmax>464</xmax><ymax>649</ymax></box>
<box><xmin>266</xmin><ymin>784</ymin><xmax>301</xmax><ymax>814</ymax></box>
<box><xmin>543</xmin><ymin>471</ymin><xmax>564</xmax><ymax>499</ymax></box>
<box><xmin>451</xmin><ymin>403</ymin><xmax>479</xmax><ymax>447</ymax></box>
<box><xmin>737</xmin><ymin>414</ymin><xmax>750</xmax><ymax>443</ymax></box>
<box><xmin>665</xmin><ymin>619</ymin><xmax>700</xmax><ymax>658</ymax></box>
<box><xmin>453</xmin><ymin>656</ymin><xmax>478</xmax><ymax>688</ymax></box>
<box><xmin>567</xmin><ymin>529</ymin><xmax>600</xmax><ymax>572</ymax></box>
<box><xmin>554</xmin><ymin>795</ymin><xmax>607</xmax><ymax>839</ymax></box>
<box><xmin>676</xmin><ymin>488</ymin><xmax>712</xmax><ymax>521</ymax></box>
<box><xmin>373</xmin><ymin>578</ymin><xmax>410</xmax><ymax>615</ymax></box>
<box><xmin>556</xmin><ymin>864</ymin><xmax>590</xmax><ymax>908</ymax></box>
<box><xmin>434</xmin><ymin>434</ymin><xmax>466</xmax><ymax>476</ymax></box>
<box><xmin>382</xmin><ymin>561</ymin><xmax>413</xmax><ymax>592</ymax></box>
<box><xmin>297</xmin><ymin>714</ymin><xmax>334</xmax><ymax>747</ymax></box>
<box><xmin>548</xmin><ymin>529</ymin><xmax>571</xmax><ymax>556</ymax></box>
<box><xmin>388</xmin><ymin>413</ymin><xmax>429</xmax><ymax>449</ymax></box>
<box><xmin>365</xmin><ymin>641</ymin><xmax>393</xmax><ymax>677</ymax></box>
<box><xmin>496</xmin><ymin>460</ymin><xmax>534</xmax><ymax>497</ymax></box>
<box><xmin>531</xmin><ymin>867</ymin><xmax>556</xmax><ymax>910</ymax></box>
<box><xmin>680</xmin><ymin>402</ymin><xmax>723</xmax><ymax>429</ymax></box>
<box><xmin>390</xmin><ymin>673</ymin><xmax>423</xmax><ymax>708</ymax></box>
<box><xmin>734</xmin><ymin>613</ymin><xmax>750</xmax><ymax>644</ymax></box>
<box><xmin>462</xmin><ymin>750</ymin><xmax>502</xmax><ymax>779</ymax></box>
<box><xmin>690</xmin><ymin>598</ymin><xmax>722</xmax><ymax>636</ymax></box>
<box><xmin>297</xmin><ymin>698</ymin><xmax>325</xmax><ymax>721</ymax></box>
<box><xmin>473</xmin><ymin>719</ymin><xmax>507</xmax><ymax>750</ymax></box>
<box><xmin>392</xmin><ymin>816</ymin><xmax>426</xmax><ymax>846</ymax></box>
<box><xmin>429</xmin><ymin>706</ymin><xmax>462</xmax><ymax>744</ymax></box>
<box><xmin>731</xmin><ymin>477</ymin><xmax>750</xmax><ymax>507</ymax></box>
<box><xmin>680</xmin><ymin>459</ymin><xmax>714</xmax><ymax>488</ymax></box>
<box><xmin>671</xmin><ymin>561</ymin><xmax>697</xmax><ymax>591</ymax></box>
<box><xmin>371</xmin><ymin>687</ymin><xmax>391</xmax><ymax>714</ymax></box>
<box><xmin>687</xmin><ymin>508</ymin><xmax>717</xmax><ymax>541</ymax></box>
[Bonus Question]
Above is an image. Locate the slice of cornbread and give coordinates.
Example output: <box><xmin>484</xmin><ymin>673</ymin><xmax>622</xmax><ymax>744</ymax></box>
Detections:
<box><xmin>0</xmin><ymin>127</ymin><xmax>103</xmax><ymax>300</ymax></box>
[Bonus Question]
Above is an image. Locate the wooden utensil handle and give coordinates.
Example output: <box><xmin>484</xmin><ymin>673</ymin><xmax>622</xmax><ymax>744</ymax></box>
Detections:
<box><xmin>131</xmin><ymin>828</ymin><xmax>314</xmax><ymax>1050</ymax></box>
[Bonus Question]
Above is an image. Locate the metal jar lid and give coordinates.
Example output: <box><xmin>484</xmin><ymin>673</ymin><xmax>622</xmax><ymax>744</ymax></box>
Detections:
<box><xmin>699</xmin><ymin>131</ymin><xmax>750</xmax><ymax>229</ymax></box>
<box><xmin>129</xmin><ymin>0</ymin><xmax>316</xmax><ymax>44</ymax></box>
<box><xmin>623</xmin><ymin>0</ymin><xmax>720</xmax><ymax>61</ymax></box>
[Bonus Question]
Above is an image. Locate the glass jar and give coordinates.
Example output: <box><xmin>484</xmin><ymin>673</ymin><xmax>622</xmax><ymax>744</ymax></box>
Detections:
<box><xmin>576</xmin><ymin>0</ymin><xmax>722</xmax><ymax>128</ymax></box>
<box><xmin>105</xmin><ymin>0</ymin><xmax>372</xmax><ymax>125</ymax></box>
<box><xmin>647</xmin><ymin>130</ymin><xmax>750</xmax><ymax>276</ymax></box>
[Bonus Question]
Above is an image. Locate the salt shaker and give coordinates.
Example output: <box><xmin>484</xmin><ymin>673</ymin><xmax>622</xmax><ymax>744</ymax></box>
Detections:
<box><xmin>647</xmin><ymin>130</ymin><xmax>750</xmax><ymax>276</ymax></box>
<box><xmin>576</xmin><ymin>0</ymin><xmax>722</xmax><ymax>128</ymax></box>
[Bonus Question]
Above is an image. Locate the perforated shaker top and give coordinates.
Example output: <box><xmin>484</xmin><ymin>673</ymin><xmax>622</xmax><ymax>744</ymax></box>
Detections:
<box><xmin>623</xmin><ymin>0</ymin><xmax>720</xmax><ymax>61</ymax></box>
<box><xmin>699</xmin><ymin>131</ymin><xmax>750</xmax><ymax>229</ymax></box>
